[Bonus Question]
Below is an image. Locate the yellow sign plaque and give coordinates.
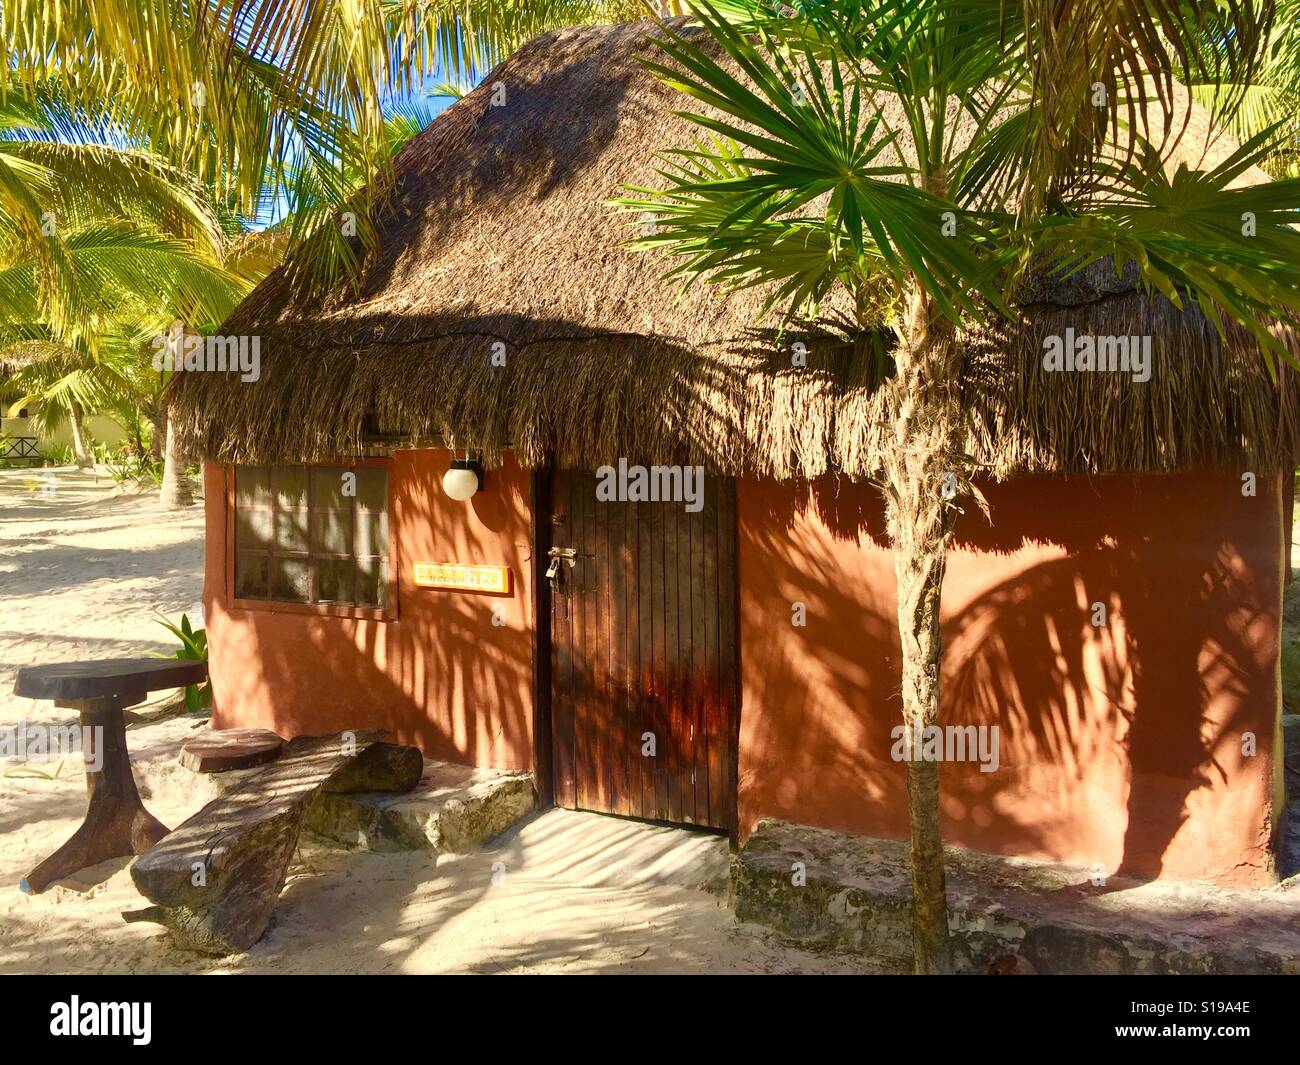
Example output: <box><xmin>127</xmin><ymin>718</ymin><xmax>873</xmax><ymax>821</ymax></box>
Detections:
<box><xmin>412</xmin><ymin>562</ymin><xmax>512</xmax><ymax>594</ymax></box>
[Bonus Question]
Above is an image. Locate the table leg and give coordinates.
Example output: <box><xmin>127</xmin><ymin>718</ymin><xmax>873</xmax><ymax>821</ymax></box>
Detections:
<box><xmin>20</xmin><ymin>697</ymin><xmax>169</xmax><ymax>894</ymax></box>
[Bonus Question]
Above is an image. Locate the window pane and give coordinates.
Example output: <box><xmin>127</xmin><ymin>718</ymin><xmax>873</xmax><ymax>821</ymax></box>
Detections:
<box><xmin>354</xmin><ymin>467</ymin><xmax>387</xmax><ymax>511</ymax></box>
<box><xmin>275</xmin><ymin>508</ymin><xmax>309</xmax><ymax>553</ymax></box>
<box><xmin>355</xmin><ymin>511</ymin><xmax>388</xmax><ymax>557</ymax></box>
<box><xmin>235</xmin><ymin>507</ymin><xmax>272</xmax><ymax>549</ymax></box>
<box><xmin>271</xmin><ymin>557</ymin><xmax>309</xmax><ymax>602</ymax></box>
<box><xmin>235</xmin><ymin>467</ymin><xmax>270</xmax><ymax>508</ymax></box>
<box><xmin>311</xmin><ymin>466</ymin><xmax>351</xmax><ymax>510</ymax></box>
<box><xmin>235</xmin><ymin>552</ymin><xmax>268</xmax><ymax>598</ymax></box>
<box><xmin>316</xmin><ymin>558</ymin><xmax>357</xmax><ymax>604</ymax></box>
<box><xmin>233</xmin><ymin>463</ymin><xmax>390</xmax><ymax>611</ymax></box>
<box><xmin>356</xmin><ymin>557</ymin><xmax>388</xmax><ymax>608</ymax></box>
<box><xmin>271</xmin><ymin>465</ymin><xmax>309</xmax><ymax>510</ymax></box>
<box><xmin>312</xmin><ymin>509</ymin><xmax>352</xmax><ymax>555</ymax></box>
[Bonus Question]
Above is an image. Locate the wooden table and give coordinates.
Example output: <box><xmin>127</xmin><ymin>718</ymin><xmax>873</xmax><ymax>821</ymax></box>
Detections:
<box><xmin>14</xmin><ymin>658</ymin><xmax>209</xmax><ymax>894</ymax></box>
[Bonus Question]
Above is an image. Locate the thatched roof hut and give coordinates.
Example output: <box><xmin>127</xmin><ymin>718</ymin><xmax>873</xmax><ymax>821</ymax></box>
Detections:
<box><xmin>171</xmin><ymin>18</ymin><xmax>1300</xmax><ymax>481</ymax></box>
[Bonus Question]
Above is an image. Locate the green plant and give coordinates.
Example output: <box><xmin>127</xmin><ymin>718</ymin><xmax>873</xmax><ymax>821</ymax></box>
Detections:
<box><xmin>3</xmin><ymin>1</ymin><xmax>649</xmax><ymax>291</ymax></box>
<box><xmin>106</xmin><ymin>448</ymin><xmax>162</xmax><ymax>486</ymax></box>
<box><xmin>1187</xmin><ymin>0</ymin><xmax>1300</xmax><ymax>177</ymax></box>
<box><xmin>39</xmin><ymin>442</ymin><xmax>73</xmax><ymax>465</ymax></box>
<box><xmin>150</xmin><ymin>611</ymin><xmax>211</xmax><ymax>712</ymax></box>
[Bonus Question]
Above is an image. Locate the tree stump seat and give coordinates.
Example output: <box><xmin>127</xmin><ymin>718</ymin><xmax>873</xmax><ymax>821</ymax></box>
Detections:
<box><xmin>180</xmin><ymin>728</ymin><xmax>285</xmax><ymax>772</ymax></box>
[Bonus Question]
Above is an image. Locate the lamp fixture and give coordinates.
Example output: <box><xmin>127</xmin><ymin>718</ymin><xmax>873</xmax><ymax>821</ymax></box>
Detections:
<box><xmin>442</xmin><ymin>457</ymin><xmax>485</xmax><ymax>500</ymax></box>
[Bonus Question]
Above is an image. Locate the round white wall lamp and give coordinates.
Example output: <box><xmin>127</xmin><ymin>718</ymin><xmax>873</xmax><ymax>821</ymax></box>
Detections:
<box><xmin>442</xmin><ymin>458</ymin><xmax>485</xmax><ymax>500</ymax></box>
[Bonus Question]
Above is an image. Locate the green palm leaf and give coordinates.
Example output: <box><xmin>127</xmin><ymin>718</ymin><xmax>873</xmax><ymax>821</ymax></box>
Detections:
<box><xmin>1035</xmin><ymin>126</ymin><xmax>1300</xmax><ymax>371</ymax></box>
<box><xmin>618</xmin><ymin>1</ymin><xmax>1013</xmax><ymax>324</ymax></box>
<box><xmin>2</xmin><ymin>0</ymin><xmax>647</xmax><ymax>284</ymax></box>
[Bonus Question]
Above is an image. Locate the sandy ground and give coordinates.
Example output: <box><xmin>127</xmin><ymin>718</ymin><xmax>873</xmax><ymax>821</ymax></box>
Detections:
<box><xmin>0</xmin><ymin>466</ymin><xmax>205</xmax><ymax>724</ymax></box>
<box><xmin>0</xmin><ymin>467</ymin><xmax>890</xmax><ymax>974</ymax></box>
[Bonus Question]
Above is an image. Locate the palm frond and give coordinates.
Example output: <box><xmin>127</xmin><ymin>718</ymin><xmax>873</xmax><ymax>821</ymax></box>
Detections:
<box><xmin>2</xmin><ymin>0</ymin><xmax>646</xmax><ymax>285</ymax></box>
<box><xmin>621</xmin><ymin>1</ymin><xmax>1013</xmax><ymax>324</ymax></box>
<box><xmin>1035</xmin><ymin>126</ymin><xmax>1300</xmax><ymax>371</ymax></box>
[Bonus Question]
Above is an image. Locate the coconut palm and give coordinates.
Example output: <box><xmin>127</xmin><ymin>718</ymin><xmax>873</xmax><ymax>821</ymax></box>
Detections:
<box><xmin>3</xmin><ymin>2</ymin><xmax>670</xmax><ymax>489</ymax></box>
<box><xmin>250</xmin><ymin>99</ymin><xmax>449</xmax><ymax>291</ymax></box>
<box><xmin>1</xmin><ymin>335</ymin><xmax>152</xmax><ymax>467</ymax></box>
<box><xmin>0</xmin><ymin>231</ymin><xmax>249</xmax><ymax>473</ymax></box>
<box><xmin>0</xmin><ymin>83</ymin><xmax>252</xmax><ymax>479</ymax></box>
<box><xmin>0</xmin><ymin>81</ymin><xmax>446</xmax><ymax>500</ymax></box>
<box><xmin>0</xmin><ymin>194</ymin><xmax>250</xmax><ymax>477</ymax></box>
<box><xmin>0</xmin><ymin>86</ymin><xmax>233</xmax><ymax>346</ymax></box>
<box><xmin>2</xmin><ymin>1</ymin><xmax>654</xmax><ymax>287</ymax></box>
<box><xmin>620</xmin><ymin>0</ymin><xmax>1300</xmax><ymax>973</ymax></box>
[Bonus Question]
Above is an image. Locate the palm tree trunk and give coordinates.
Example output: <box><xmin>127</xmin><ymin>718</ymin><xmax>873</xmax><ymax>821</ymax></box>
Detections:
<box><xmin>68</xmin><ymin>405</ymin><xmax>93</xmax><ymax>468</ymax></box>
<box><xmin>150</xmin><ymin>400</ymin><xmax>166</xmax><ymax>464</ymax></box>
<box><xmin>880</xmin><ymin>279</ymin><xmax>962</xmax><ymax>975</ymax></box>
<box><xmin>159</xmin><ymin>321</ymin><xmax>193</xmax><ymax>508</ymax></box>
<box><xmin>159</xmin><ymin>405</ymin><xmax>193</xmax><ymax>507</ymax></box>
<box><xmin>132</xmin><ymin>405</ymin><xmax>146</xmax><ymax>458</ymax></box>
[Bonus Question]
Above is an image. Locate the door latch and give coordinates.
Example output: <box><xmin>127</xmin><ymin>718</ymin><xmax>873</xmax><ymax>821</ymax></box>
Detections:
<box><xmin>546</xmin><ymin>546</ymin><xmax>578</xmax><ymax>589</ymax></box>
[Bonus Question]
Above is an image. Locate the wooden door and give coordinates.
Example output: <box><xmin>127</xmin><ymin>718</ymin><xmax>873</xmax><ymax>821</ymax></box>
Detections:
<box><xmin>549</xmin><ymin>471</ymin><xmax>739</xmax><ymax>832</ymax></box>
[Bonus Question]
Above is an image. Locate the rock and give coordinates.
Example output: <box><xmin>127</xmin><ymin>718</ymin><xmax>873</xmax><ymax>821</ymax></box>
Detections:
<box><xmin>988</xmin><ymin>953</ymin><xmax>1037</xmax><ymax>974</ymax></box>
<box><xmin>732</xmin><ymin>820</ymin><xmax>1300</xmax><ymax>974</ymax></box>
<box><xmin>321</xmin><ymin>742</ymin><xmax>423</xmax><ymax>795</ymax></box>
<box><xmin>305</xmin><ymin>760</ymin><xmax>535</xmax><ymax>852</ymax></box>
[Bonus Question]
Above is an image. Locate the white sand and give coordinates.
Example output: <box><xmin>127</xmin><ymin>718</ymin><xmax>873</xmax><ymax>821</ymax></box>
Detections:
<box><xmin>0</xmin><ymin>466</ymin><xmax>891</xmax><ymax>974</ymax></box>
<box><xmin>0</xmin><ymin>465</ymin><xmax>205</xmax><ymax>725</ymax></box>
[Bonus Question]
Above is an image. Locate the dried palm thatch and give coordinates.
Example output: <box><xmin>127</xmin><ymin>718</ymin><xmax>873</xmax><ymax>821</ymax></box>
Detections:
<box><xmin>170</xmin><ymin>18</ymin><xmax>1300</xmax><ymax>479</ymax></box>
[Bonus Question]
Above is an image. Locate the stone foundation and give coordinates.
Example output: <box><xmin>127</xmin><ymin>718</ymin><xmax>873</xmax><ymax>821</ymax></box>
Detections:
<box><xmin>733</xmin><ymin>820</ymin><xmax>1300</xmax><ymax>974</ymax></box>
<box><xmin>304</xmin><ymin>760</ymin><xmax>536</xmax><ymax>852</ymax></box>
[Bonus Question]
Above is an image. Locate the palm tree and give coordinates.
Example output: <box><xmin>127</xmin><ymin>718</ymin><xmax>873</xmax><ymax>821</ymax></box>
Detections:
<box><xmin>2</xmin><ymin>334</ymin><xmax>153</xmax><ymax>468</ymax></box>
<box><xmin>620</xmin><ymin>0</ymin><xmax>1300</xmax><ymax>973</ymax></box>
<box><xmin>2</xmin><ymin>1</ymin><xmax>652</xmax><ymax>288</ymax></box>
<box><xmin>0</xmin><ymin>82</ymin><xmax>449</xmax><ymax>498</ymax></box>
<box><xmin>0</xmin><ymin>84</ymin><xmax>251</xmax><ymax>483</ymax></box>
<box><xmin>3</xmin><ymin>2</ymin><xmax>652</xmax><ymax>495</ymax></box>
<box><xmin>0</xmin><ymin>217</ymin><xmax>249</xmax><ymax>479</ymax></box>
<box><xmin>0</xmin><ymin>85</ymin><xmax>234</xmax><ymax>346</ymax></box>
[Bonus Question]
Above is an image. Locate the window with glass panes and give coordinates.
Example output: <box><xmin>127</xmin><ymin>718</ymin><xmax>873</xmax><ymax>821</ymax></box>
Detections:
<box><xmin>233</xmin><ymin>465</ymin><xmax>390</xmax><ymax>609</ymax></box>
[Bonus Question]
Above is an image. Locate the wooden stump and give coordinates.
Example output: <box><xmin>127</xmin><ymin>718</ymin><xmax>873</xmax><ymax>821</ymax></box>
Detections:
<box><xmin>180</xmin><ymin>729</ymin><xmax>285</xmax><ymax>773</ymax></box>
<box><xmin>125</xmin><ymin>732</ymin><xmax>422</xmax><ymax>954</ymax></box>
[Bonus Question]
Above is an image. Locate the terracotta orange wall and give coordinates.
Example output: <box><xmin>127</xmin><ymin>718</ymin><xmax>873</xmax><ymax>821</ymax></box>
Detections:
<box><xmin>736</xmin><ymin>472</ymin><xmax>1283</xmax><ymax>887</ymax></box>
<box><xmin>202</xmin><ymin>449</ymin><xmax>534</xmax><ymax>770</ymax></box>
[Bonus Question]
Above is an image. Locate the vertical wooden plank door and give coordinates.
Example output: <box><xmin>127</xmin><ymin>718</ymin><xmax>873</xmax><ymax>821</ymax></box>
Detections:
<box><xmin>550</xmin><ymin>471</ymin><xmax>738</xmax><ymax>832</ymax></box>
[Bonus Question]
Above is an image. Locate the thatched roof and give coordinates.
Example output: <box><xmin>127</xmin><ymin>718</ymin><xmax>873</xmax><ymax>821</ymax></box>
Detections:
<box><xmin>171</xmin><ymin>18</ymin><xmax>1300</xmax><ymax>479</ymax></box>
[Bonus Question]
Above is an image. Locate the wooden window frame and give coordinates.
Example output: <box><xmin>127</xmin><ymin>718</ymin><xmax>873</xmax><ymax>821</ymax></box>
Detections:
<box><xmin>224</xmin><ymin>457</ymin><xmax>399</xmax><ymax>621</ymax></box>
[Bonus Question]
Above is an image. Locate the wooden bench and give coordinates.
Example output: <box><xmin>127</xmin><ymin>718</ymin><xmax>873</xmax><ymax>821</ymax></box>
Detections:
<box><xmin>125</xmin><ymin>731</ymin><xmax>422</xmax><ymax>955</ymax></box>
